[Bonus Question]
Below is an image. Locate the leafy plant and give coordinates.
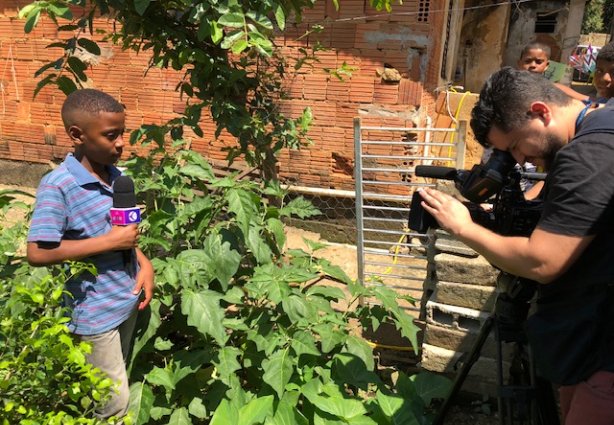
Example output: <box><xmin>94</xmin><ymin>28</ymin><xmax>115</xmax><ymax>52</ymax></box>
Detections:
<box><xmin>0</xmin><ymin>196</ymin><xmax>118</xmax><ymax>424</ymax></box>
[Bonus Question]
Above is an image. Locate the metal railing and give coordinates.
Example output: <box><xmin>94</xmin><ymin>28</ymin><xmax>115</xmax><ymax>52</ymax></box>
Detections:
<box><xmin>354</xmin><ymin>117</ymin><xmax>466</xmax><ymax>314</ymax></box>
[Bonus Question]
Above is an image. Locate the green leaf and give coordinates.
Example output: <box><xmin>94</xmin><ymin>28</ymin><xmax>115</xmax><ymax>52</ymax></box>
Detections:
<box><xmin>262</xmin><ymin>347</ymin><xmax>293</xmax><ymax>397</ymax></box>
<box><xmin>180</xmin><ymin>163</ymin><xmax>215</xmax><ymax>182</ymax></box>
<box><xmin>188</xmin><ymin>398</ymin><xmax>207</xmax><ymax>419</ymax></box>
<box><xmin>128</xmin><ymin>382</ymin><xmax>154</xmax><ymax>425</ymax></box>
<box><xmin>410</xmin><ymin>372</ymin><xmax>452</xmax><ymax>406</ymax></box>
<box><xmin>238</xmin><ymin>395</ymin><xmax>274</xmax><ymax>425</ymax></box>
<box><xmin>282</xmin><ymin>295</ymin><xmax>313</xmax><ymax>323</ymax></box>
<box><xmin>24</xmin><ymin>10</ymin><xmax>40</xmax><ymax>33</ymax></box>
<box><xmin>376</xmin><ymin>391</ymin><xmax>403</xmax><ymax>417</ymax></box>
<box><xmin>213</xmin><ymin>346</ymin><xmax>242</xmax><ymax>386</ymax></box>
<box><xmin>231</xmin><ymin>39</ymin><xmax>249</xmax><ymax>54</ymax></box>
<box><xmin>203</xmin><ymin>233</ymin><xmax>241</xmax><ymax>290</ymax></box>
<box><xmin>77</xmin><ymin>38</ymin><xmax>101</xmax><ymax>55</ymax></box>
<box><xmin>343</xmin><ymin>335</ymin><xmax>375</xmax><ymax>371</ymax></box>
<box><xmin>56</xmin><ymin>76</ymin><xmax>78</xmax><ymax>95</ymax></box>
<box><xmin>313</xmin><ymin>324</ymin><xmax>346</xmax><ymax>353</ymax></box>
<box><xmin>18</xmin><ymin>3</ymin><xmax>37</xmax><ymax>19</ymax></box>
<box><xmin>48</xmin><ymin>3</ymin><xmax>72</xmax><ymax>19</ymax></box>
<box><xmin>181</xmin><ymin>289</ymin><xmax>227</xmax><ymax>345</ymax></box>
<box><xmin>211</xmin><ymin>21</ymin><xmax>223</xmax><ymax>44</ymax></box>
<box><xmin>221</xmin><ymin>29</ymin><xmax>246</xmax><ymax>49</ymax></box>
<box><xmin>211</xmin><ymin>399</ymin><xmax>239</xmax><ymax>425</ymax></box>
<box><xmin>146</xmin><ymin>366</ymin><xmax>176</xmax><ymax>390</ymax></box>
<box><xmin>306</xmin><ymin>285</ymin><xmax>346</xmax><ymax>301</ymax></box>
<box><xmin>290</xmin><ymin>331</ymin><xmax>320</xmax><ymax>358</ymax></box>
<box><xmin>218</xmin><ymin>12</ymin><xmax>245</xmax><ymax>28</ymax></box>
<box><xmin>227</xmin><ymin>188</ymin><xmax>259</xmax><ymax>235</ymax></box>
<box><xmin>268</xmin><ymin>396</ymin><xmax>309</xmax><ymax>425</ymax></box>
<box><xmin>168</xmin><ymin>407</ymin><xmax>192</xmax><ymax>424</ymax></box>
<box><xmin>134</xmin><ymin>0</ymin><xmax>151</xmax><ymax>15</ymax></box>
<box><xmin>274</xmin><ymin>5</ymin><xmax>286</xmax><ymax>30</ymax></box>
<box><xmin>67</xmin><ymin>56</ymin><xmax>88</xmax><ymax>81</ymax></box>
<box><xmin>280</xmin><ymin>197</ymin><xmax>321</xmax><ymax>218</ymax></box>
<box><xmin>246</xmin><ymin>226</ymin><xmax>273</xmax><ymax>264</ymax></box>
<box><xmin>266</xmin><ymin>217</ymin><xmax>286</xmax><ymax>250</ymax></box>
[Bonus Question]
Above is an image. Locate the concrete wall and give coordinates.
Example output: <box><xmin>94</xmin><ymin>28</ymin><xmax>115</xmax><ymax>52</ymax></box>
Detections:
<box><xmin>0</xmin><ymin>0</ymin><xmax>451</xmax><ymax>191</ymax></box>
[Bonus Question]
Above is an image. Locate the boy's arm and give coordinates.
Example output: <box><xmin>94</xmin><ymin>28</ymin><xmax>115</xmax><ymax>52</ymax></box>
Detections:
<box><xmin>133</xmin><ymin>248</ymin><xmax>154</xmax><ymax>310</ymax></box>
<box><xmin>27</xmin><ymin>225</ymin><xmax>139</xmax><ymax>266</ymax></box>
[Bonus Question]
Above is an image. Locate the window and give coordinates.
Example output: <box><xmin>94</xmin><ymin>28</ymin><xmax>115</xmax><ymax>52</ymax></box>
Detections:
<box><xmin>535</xmin><ymin>12</ymin><xmax>557</xmax><ymax>33</ymax></box>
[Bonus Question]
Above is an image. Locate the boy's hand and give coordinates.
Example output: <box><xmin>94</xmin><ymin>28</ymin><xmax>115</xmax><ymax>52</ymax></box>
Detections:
<box><xmin>106</xmin><ymin>225</ymin><xmax>139</xmax><ymax>250</ymax></box>
<box><xmin>133</xmin><ymin>252</ymin><xmax>154</xmax><ymax>310</ymax></box>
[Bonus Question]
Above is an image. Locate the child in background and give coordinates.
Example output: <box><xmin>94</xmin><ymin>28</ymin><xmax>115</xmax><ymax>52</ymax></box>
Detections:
<box><xmin>517</xmin><ymin>41</ymin><xmax>550</xmax><ymax>74</ymax></box>
<box><xmin>27</xmin><ymin>89</ymin><xmax>154</xmax><ymax>420</ymax></box>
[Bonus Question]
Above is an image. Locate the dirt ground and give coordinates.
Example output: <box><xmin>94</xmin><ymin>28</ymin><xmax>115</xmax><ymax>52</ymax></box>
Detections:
<box><xmin>1</xmin><ymin>183</ymin><xmax>499</xmax><ymax>424</ymax></box>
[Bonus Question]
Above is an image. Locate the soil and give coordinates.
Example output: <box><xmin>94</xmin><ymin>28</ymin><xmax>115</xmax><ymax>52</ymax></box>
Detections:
<box><xmin>1</xmin><ymin>184</ymin><xmax>500</xmax><ymax>424</ymax></box>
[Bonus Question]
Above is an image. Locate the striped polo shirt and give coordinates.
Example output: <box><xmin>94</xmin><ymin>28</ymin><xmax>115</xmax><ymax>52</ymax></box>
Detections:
<box><xmin>28</xmin><ymin>153</ymin><xmax>139</xmax><ymax>335</ymax></box>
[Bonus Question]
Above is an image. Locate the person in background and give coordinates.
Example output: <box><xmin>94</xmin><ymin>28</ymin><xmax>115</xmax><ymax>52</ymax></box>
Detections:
<box><xmin>26</xmin><ymin>89</ymin><xmax>155</xmax><ymax>421</ymax></box>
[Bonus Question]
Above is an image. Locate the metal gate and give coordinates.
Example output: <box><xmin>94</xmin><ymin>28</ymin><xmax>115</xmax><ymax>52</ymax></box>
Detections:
<box><xmin>353</xmin><ymin>117</ymin><xmax>467</xmax><ymax>315</ymax></box>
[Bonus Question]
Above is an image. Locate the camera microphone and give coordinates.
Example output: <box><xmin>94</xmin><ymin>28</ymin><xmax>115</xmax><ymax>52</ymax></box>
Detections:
<box><xmin>111</xmin><ymin>175</ymin><xmax>141</xmax><ymax>268</ymax></box>
<box><xmin>415</xmin><ymin>165</ymin><xmax>460</xmax><ymax>180</ymax></box>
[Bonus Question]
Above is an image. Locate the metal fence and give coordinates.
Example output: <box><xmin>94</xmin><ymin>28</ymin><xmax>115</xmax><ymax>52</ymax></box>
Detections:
<box><xmin>353</xmin><ymin>117</ymin><xmax>467</xmax><ymax>315</ymax></box>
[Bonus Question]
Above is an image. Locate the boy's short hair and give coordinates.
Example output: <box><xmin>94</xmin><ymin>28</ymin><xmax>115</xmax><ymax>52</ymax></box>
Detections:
<box><xmin>471</xmin><ymin>67</ymin><xmax>571</xmax><ymax>147</ymax></box>
<box><xmin>61</xmin><ymin>88</ymin><xmax>124</xmax><ymax>130</ymax></box>
<box><xmin>520</xmin><ymin>42</ymin><xmax>551</xmax><ymax>59</ymax></box>
<box><xmin>596</xmin><ymin>42</ymin><xmax>614</xmax><ymax>63</ymax></box>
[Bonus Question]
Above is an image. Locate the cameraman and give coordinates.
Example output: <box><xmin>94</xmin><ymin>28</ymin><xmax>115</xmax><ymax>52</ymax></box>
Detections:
<box><xmin>419</xmin><ymin>67</ymin><xmax>614</xmax><ymax>425</ymax></box>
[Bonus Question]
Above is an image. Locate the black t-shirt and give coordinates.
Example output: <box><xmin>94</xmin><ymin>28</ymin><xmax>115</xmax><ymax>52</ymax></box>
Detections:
<box><xmin>526</xmin><ymin>103</ymin><xmax>614</xmax><ymax>385</ymax></box>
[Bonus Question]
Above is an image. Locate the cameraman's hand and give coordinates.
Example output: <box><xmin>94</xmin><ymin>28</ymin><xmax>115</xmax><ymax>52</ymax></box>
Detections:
<box><xmin>418</xmin><ymin>188</ymin><xmax>473</xmax><ymax>236</ymax></box>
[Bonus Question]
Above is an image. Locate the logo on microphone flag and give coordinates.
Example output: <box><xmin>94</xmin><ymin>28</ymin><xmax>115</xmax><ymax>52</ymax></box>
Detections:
<box><xmin>110</xmin><ymin>207</ymin><xmax>141</xmax><ymax>225</ymax></box>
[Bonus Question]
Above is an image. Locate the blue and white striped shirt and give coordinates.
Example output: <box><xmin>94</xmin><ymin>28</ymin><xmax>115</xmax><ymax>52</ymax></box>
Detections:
<box><xmin>28</xmin><ymin>154</ymin><xmax>139</xmax><ymax>335</ymax></box>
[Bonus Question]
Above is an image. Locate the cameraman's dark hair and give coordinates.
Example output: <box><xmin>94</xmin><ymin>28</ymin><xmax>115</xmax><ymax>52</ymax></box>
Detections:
<box><xmin>470</xmin><ymin>67</ymin><xmax>571</xmax><ymax>147</ymax></box>
<box><xmin>61</xmin><ymin>88</ymin><xmax>124</xmax><ymax>130</ymax></box>
<box><xmin>597</xmin><ymin>42</ymin><xmax>614</xmax><ymax>62</ymax></box>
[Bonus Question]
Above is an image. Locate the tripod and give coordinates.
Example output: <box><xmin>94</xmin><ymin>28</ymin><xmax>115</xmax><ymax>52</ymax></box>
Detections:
<box><xmin>432</xmin><ymin>274</ymin><xmax>560</xmax><ymax>425</ymax></box>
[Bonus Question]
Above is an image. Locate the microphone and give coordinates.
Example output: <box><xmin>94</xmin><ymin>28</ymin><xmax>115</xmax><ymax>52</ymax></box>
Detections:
<box><xmin>111</xmin><ymin>176</ymin><xmax>141</xmax><ymax>268</ymax></box>
<box><xmin>415</xmin><ymin>165</ymin><xmax>459</xmax><ymax>180</ymax></box>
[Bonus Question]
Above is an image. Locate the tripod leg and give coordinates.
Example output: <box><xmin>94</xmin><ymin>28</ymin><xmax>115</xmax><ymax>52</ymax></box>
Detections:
<box><xmin>432</xmin><ymin>315</ymin><xmax>496</xmax><ymax>425</ymax></box>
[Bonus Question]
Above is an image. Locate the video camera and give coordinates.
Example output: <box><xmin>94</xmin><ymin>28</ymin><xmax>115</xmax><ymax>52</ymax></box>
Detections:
<box><xmin>409</xmin><ymin>149</ymin><xmax>545</xmax><ymax>237</ymax></box>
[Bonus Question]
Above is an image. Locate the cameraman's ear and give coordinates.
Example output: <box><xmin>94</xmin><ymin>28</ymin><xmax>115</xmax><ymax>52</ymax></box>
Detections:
<box><xmin>528</xmin><ymin>101</ymin><xmax>552</xmax><ymax>125</ymax></box>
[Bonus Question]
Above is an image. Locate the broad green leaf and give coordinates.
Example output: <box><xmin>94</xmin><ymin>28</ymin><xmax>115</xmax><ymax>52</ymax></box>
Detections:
<box><xmin>290</xmin><ymin>331</ymin><xmax>320</xmax><ymax>358</ymax></box>
<box><xmin>279</xmin><ymin>197</ymin><xmax>320</xmax><ymax>218</ymax></box>
<box><xmin>375</xmin><ymin>390</ymin><xmax>404</xmax><ymax>417</ymax></box>
<box><xmin>266</xmin><ymin>217</ymin><xmax>286</xmax><ymax>250</ymax></box>
<box><xmin>282</xmin><ymin>295</ymin><xmax>313</xmax><ymax>323</ymax></box>
<box><xmin>180</xmin><ymin>164</ymin><xmax>215</xmax><ymax>182</ymax></box>
<box><xmin>262</xmin><ymin>347</ymin><xmax>293</xmax><ymax>397</ymax></box>
<box><xmin>24</xmin><ymin>9</ymin><xmax>40</xmax><ymax>33</ymax></box>
<box><xmin>211</xmin><ymin>399</ymin><xmax>239</xmax><ymax>425</ymax></box>
<box><xmin>181</xmin><ymin>289</ymin><xmax>227</xmax><ymax>344</ymax></box>
<box><xmin>211</xmin><ymin>21</ymin><xmax>223</xmax><ymax>44</ymax></box>
<box><xmin>48</xmin><ymin>3</ymin><xmax>72</xmax><ymax>19</ymax></box>
<box><xmin>188</xmin><ymin>397</ymin><xmax>207</xmax><ymax>419</ymax></box>
<box><xmin>274</xmin><ymin>5</ymin><xmax>286</xmax><ymax>30</ymax></box>
<box><xmin>313</xmin><ymin>324</ymin><xmax>346</xmax><ymax>353</ymax></box>
<box><xmin>128</xmin><ymin>382</ymin><xmax>154</xmax><ymax>425</ymax></box>
<box><xmin>203</xmin><ymin>233</ymin><xmax>241</xmax><ymax>290</ymax></box>
<box><xmin>332</xmin><ymin>353</ymin><xmax>379</xmax><ymax>388</ymax></box>
<box><xmin>213</xmin><ymin>346</ymin><xmax>241</xmax><ymax>386</ymax></box>
<box><xmin>18</xmin><ymin>3</ymin><xmax>37</xmax><ymax>19</ymax></box>
<box><xmin>246</xmin><ymin>226</ymin><xmax>273</xmax><ymax>264</ymax></box>
<box><xmin>219</xmin><ymin>12</ymin><xmax>245</xmax><ymax>27</ymax></box>
<box><xmin>410</xmin><ymin>372</ymin><xmax>451</xmax><ymax>406</ymax></box>
<box><xmin>227</xmin><ymin>188</ymin><xmax>259</xmax><ymax>235</ymax></box>
<box><xmin>343</xmin><ymin>335</ymin><xmax>375</xmax><ymax>371</ymax></box>
<box><xmin>168</xmin><ymin>407</ymin><xmax>192</xmax><ymax>424</ymax></box>
<box><xmin>305</xmin><ymin>391</ymin><xmax>366</xmax><ymax>420</ymax></box>
<box><xmin>134</xmin><ymin>0</ymin><xmax>151</xmax><ymax>15</ymax></box>
<box><xmin>77</xmin><ymin>38</ymin><xmax>101</xmax><ymax>55</ymax></box>
<box><xmin>221</xmin><ymin>29</ymin><xmax>246</xmax><ymax>49</ymax></box>
<box><xmin>238</xmin><ymin>395</ymin><xmax>274</xmax><ymax>425</ymax></box>
<box><xmin>317</xmin><ymin>259</ymin><xmax>353</xmax><ymax>285</ymax></box>
<box><xmin>306</xmin><ymin>286</ymin><xmax>346</xmax><ymax>301</ymax></box>
<box><xmin>146</xmin><ymin>366</ymin><xmax>175</xmax><ymax>390</ymax></box>
<box><xmin>231</xmin><ymin>39</ymin><xmax>249</xmax><ymax>54</ymax></box>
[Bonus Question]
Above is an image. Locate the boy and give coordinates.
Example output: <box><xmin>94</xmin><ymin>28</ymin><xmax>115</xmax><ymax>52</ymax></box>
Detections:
<box><xmin>593</xmin><ymin>41</ymin><xmax>614</xmax><ymax>101</ymax></box>
<box><xmin>517</xmin><ymin>41</ymin><xmax>550</xmax><ymax>74</ymax></box>
<box><xmin>27</xmin><ymin>88</ymin><xmax>154</xmax><ymax>420</ymax></box>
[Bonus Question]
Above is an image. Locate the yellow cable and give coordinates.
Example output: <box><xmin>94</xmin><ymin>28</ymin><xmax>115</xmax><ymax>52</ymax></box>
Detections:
<box><xmin>365</xmin><ymin>340</ymin><xmax>416</xmax><ymax>352</ymax></box>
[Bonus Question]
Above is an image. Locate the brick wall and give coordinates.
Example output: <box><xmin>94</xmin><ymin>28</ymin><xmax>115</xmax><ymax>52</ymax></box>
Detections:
<box><xmin>0</xmin><ymin>0</ymin><xmax>447</xmax><ymax>190</ymax></box>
